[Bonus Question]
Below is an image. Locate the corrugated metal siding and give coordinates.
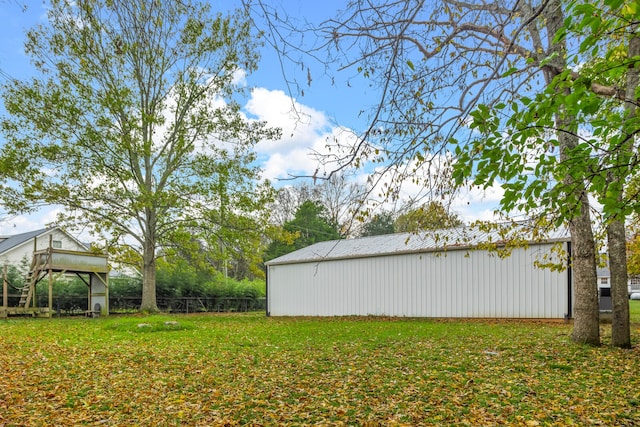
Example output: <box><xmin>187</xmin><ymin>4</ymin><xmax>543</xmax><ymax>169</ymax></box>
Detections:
<box><xmin>267</xmin><ymin>243</ymin><xmax>570</xmax><ymax>318</ymax></box>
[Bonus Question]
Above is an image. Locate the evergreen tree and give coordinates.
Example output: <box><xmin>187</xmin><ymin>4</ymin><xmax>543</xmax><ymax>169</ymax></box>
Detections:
<box><xmin>266</xmin><ymin>201</ymin><xmax>340</xmax><ymax>260</ymax></box>
<box><xmin>360</xmin><ymin>212</ymin><xmax>396</xmax><ymax>237</ymax></box>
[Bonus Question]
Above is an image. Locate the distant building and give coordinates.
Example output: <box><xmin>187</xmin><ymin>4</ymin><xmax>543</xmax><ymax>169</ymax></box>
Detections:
<box><xmin>596</xmin><ymin>265</ymin><xmax>640</xmax><ymax>298</ymax></box>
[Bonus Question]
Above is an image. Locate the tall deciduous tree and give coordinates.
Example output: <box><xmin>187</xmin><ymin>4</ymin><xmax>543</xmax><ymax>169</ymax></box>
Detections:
<box><xmin>445</xmin><ymin>0</ymin><xmax>602</xmax><ymax>345</ymax></box>
<box><xmin>558</xmin><ymin>0</ymin><xmax>639</xmax><ymax>347</ymax></box>
<box><xmin>249</xmin><ymin>0</ymin><xmax>604</xmax><ymax>343</ymax></box>
<box><xmin>269</xmin><ymin>172</ymin><xmax>368</xmax><ymax>237</ymax></box>
<box><xmin>0</xmin><ymin>0</ymin><xmax>278</xmax><ymax>311</ymax></box>
<box><xmin>457</xmin><ymin>0</ymin><xmax>640</xmax><ymax>347</ymax></box>
<box><xmin>604</xmin><ymin>18</ymin><xmax>638</xmax><ymax>349</ymax></box>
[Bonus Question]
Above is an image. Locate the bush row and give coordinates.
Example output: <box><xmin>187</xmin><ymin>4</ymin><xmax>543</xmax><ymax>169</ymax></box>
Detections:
<box><xmin>27</xmin><ymin>271</ymin><xmax>266</xmax><ymax>303</ymax></box>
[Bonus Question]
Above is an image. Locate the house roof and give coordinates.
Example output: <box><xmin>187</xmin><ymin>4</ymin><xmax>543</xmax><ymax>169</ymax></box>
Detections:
<box><xmin>0</xmin><ymin>227</ymin><xmax>89</xmax><ymax>256</ymax></box>
<box><xmin>0</xmin><ymin>227</ymin><xmax>52</xmax><ymax>255</ymax></box>
<box><xmin>266</xmin><ymin>224</ymin><xmax>570</xmax><ymax>266</ymax></box>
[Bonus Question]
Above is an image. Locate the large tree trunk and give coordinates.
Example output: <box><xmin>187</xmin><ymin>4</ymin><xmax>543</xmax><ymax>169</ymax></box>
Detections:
<box><xmin>569</xmin><ymin>198</ymin><xmax>600</xmax><ymax>345</ymax></box>
<box><xmin>608</xmin><ymin>220</ymin><xmax>630</xmax><ymax>347</ymax></box>
<box><xmin>608</xmin><ymin>22</ymin><xmax>639</xmax><ymax>348</ymax></box>
<box><xmin>140</xmin><ymin>247</ymin><xmax>158</xmax><ymax>312</ymax></box>
<box><xmin>140</xmin><ymin>221</ymin><xmax>158</xmax><ymax>312</ymax></box>
<box><xmin>558</xmin><ymin>120</ymin><xmax>599</xmax><ymax>345</ymax></box>
<box><xmin>544</xmin><ymin>0</ymin><xmax>600</xmax><ymax>345</ymax></box>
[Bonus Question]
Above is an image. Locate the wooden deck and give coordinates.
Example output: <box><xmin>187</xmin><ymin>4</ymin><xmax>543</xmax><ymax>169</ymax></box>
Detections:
<box><xmin>2</xmin><ymin>246</ymin><xmax>110</xmax><ymax>317</ymax></box>
<box><xmin>0</xmin><ymin>306</ymin><xmax>51</xmax><ymax>318</ymax></box>
<box><xmin>32</xmin><ymin>248</ymin><xmax>109</xmax><ymax>274</ymax></box>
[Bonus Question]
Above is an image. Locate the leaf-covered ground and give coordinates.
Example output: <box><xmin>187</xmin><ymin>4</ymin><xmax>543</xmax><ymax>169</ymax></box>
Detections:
<box><xmin>1</xmin><ymin>306</ymin><xmax>640</xmax><ymax>426</ymax></box>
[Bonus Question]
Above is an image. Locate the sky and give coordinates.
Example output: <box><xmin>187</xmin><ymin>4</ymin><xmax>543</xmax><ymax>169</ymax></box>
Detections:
<box><xmin>0</xmin><ymin>0</ymin><xmax>503</xmax><ymax>236</ymax></box>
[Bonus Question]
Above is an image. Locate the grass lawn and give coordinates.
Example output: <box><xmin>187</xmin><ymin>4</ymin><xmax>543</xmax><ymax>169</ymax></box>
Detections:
<box><xmin>1</xmin><ymin>304</ymin><xmax>640</xmax><ymax>426</ymax></box>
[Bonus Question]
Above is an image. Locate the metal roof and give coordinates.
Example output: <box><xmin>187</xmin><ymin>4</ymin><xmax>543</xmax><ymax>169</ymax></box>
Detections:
<box><xmin>0</xmin><ymin>227</ymin><xmax>52</xmax><ymax>255</ymax></box>
<box><xmin>0</xmin><ymin>227</ymin><xmax>90</xmax><ymax>256</ymax></box>
<box><xmin>266</xmin><ymin>224</ymin><xmax>570</xmax><ymax>266</ymax></box>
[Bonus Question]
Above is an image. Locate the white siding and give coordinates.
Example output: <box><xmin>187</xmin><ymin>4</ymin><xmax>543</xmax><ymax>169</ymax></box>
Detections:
<box><xmin>0</xmin><ymin>230</ymin><xmax>87</xmax><ymax>269</ymax></box>
<box><xmin>90</xmin><ymin>273</ymin><xmax>109</xmax><ymax>315</ymax></box>
<box><xmin>268</xmin><ymin>243</ymin><xmax>570</xmax><ymax>319</ymax></box>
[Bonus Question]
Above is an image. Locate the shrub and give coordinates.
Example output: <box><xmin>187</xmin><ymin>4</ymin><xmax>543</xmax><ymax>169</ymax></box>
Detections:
<box><xmin>202</xmin><ymin>272</ymin><xmax>265</xmax><ymax>300</ymax></box>
<box><xmin>109</xmin><ymin>275</ymin><xmax>142</xmax><ymax>298</ymax></box>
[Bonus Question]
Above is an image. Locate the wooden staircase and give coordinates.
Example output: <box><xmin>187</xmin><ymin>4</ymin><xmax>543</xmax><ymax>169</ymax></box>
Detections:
<box><xmin>18</xmin><ymin>251</ymin><xmax>50</xmax><ymax>309</ymax></box>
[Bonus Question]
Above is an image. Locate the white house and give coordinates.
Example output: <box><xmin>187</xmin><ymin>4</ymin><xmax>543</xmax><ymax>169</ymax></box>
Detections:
<box><xmin>596</xmin><ymin>265</ymin><xmax>640</xmax><ymax>299</ymax></box>
<box><xmin>0</xmin><ymin>227</ymin><xmax>109</xmax><ymax>317</ymax></box>
<box><xmin>0</xmin><ymin>227</ymin><xmax>88</xmax><ymax>270</ymax></box>
<box><xmin>265</xmin><ymin>226</ymin><xmax>573</xmax><ymax>319</ymax></box>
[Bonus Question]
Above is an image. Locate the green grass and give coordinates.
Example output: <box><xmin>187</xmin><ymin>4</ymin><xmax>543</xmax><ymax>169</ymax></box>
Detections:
<box><xmin>1</xmin><ymin>304</ymin><xmax>640</xmax><ymax>426</ymax></box>
<box><xmin>630</xmin><ymin>298</ymin><xmax>640</xmax><ymax>319</ymax></box>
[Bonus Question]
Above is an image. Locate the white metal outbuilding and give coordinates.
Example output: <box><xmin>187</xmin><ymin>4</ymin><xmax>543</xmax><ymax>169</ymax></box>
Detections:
<box><xmin>265</xmin><ymin>226</ymin><xmax>573</xmax><ymax>319</ymax></box>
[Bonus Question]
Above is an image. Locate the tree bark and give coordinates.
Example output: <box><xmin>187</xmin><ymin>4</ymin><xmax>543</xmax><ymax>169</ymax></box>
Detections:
<box><xmin>608</xmin><ymin>220</ymin><xmax>630</xmax><ymax>347</ymax></box>
<box><xmin>569</xmin><ymin>200</ymin><xmax>600</xmax><ymax>345</ymax></box>
<box><xmin>140</xmin><ymin>241</ymin><xmax>158</xmax><ymax>312</ymax></box>
<box><xmin>140</xmin><ymin>208</ymin><xmax>158</xmax><ymax>312</ymax></box>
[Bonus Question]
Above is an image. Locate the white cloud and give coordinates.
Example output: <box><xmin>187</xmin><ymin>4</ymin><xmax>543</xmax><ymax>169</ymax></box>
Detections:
<box><xmin>242</xmin><ymin>88</ymin><xmax>508</xmax><ymax>223</ymax></box>
<box><xmin>246</xmin><ymin>88</ymin><xmax>356</xmax><ymax>180</ymax></box>
<box><xmin>232</xmin><ymin>68</ymin><xmax>247</xmax><ymax>86</ymax></box>
<box><xmin>0</xmin><ymin>206</ymin><xmax>63</xmax><ymax>235</ymax></box>
<box><xmin>0</xmin><ymin>215</ymin><xmax>38</xmax><ymax>235</ymax></box>
<box><xmin>452</xmin><ymin>184</ymin><xmax>504</xmax><ymax>223</ymax></box>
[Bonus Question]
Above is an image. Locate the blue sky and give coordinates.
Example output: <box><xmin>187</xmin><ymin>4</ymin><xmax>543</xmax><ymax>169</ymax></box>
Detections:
<box><xmin>0</xmin><ymin>0</ymin><xmax>503</xmax><ymax>235</ymax></box>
